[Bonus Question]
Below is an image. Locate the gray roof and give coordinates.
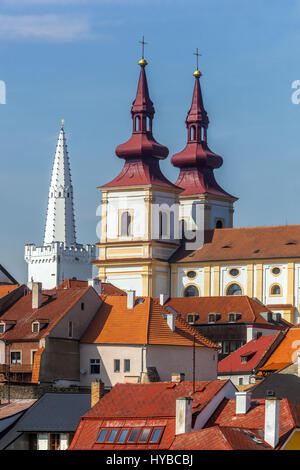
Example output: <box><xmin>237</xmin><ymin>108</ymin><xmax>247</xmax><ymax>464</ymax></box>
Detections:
<box><xmin>0</xmin><ymin>392</ymin><xmax>90</xmax><ymax>449</ymax></box>
<box><xmin>251</xmin><ymin>373</ymin><xmax>300</xmax><ymax>405</ymax></box>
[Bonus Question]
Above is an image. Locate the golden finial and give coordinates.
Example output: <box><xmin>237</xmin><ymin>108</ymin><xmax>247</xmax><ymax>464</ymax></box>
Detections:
<box><xmin>138</xmin><ymin>36</ymin><xmax>148</xmax><ymax>67</ymax></box>
<box><xmin>193</xmin><ymin>48</ymin><xmax>202</xmax><ymax>77</ymax></box>
<box><xmin>61</xmin><ymin>119</ymin><xmax>64</xmax><ymax>129</ymax></box>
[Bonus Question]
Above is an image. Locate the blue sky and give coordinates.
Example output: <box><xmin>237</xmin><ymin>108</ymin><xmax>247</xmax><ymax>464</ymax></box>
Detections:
<box><xmin>1</xmin><ymin>0</ymin><xmax>300</xmax><ymax>282</ymax></box>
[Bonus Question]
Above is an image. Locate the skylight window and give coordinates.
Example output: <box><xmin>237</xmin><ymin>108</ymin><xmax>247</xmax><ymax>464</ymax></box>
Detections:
<box><xmin>95</xmin><ymin>426</ymin><xmax>165</xmax><ymax>445</ymax></box>
<box><xmin>117</xmin><ymin>429</ymin><xmax>129</xmax><ymax>443</ymax></box>
<box><xmin>138</xmin><ymin>428</ymin><xmax>151</xmax><ymax>443</ymax></box>
<box><xmin>127</xmin><ymin>428</ymin><xmax>140</xmax><ymax>443</ymax></box>
<box><xmin>149</xmin><ymin>428</ymin><xmax>163</xmax><ymax>443</ymax></box>
<box><xmin>96</xmin><ymin>429</ymin><xmax>108</xmax><ymax>443</ymax></box>
<box><xmin>106</xmin><ymin>429</ymin><xmax>118</xmax><ymax>442</ymax></box>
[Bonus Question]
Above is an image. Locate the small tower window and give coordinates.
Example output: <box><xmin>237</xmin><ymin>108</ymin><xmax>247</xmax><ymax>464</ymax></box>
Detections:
<box><xmin>190</xmin><ymin>126</ymin><xmax>196</xmax><ymax>141</ymax></box>
<box><xmin>159</xmin><ymin>211</ymin><xmax>169</xmax><ymax>238</ymax></box>
<box><xmin>135</xmin><ymin>116</ymin><xmax>140</xmax><ymax>131</ymax></box>
<box><xmin>120</xmin><ymin>211</ymin><xmax>133</xmax><ymax>236</ymax></box>
<box><xmin>184</xmin><ymin>285</ymin><xmax>199</xmax><ymax>297</ymax></box>
<box><xmin>59</xmin><ymin>192</ymin><xmax>61</xmax><ymax>197</ymax></box>
<box><xmin>215</xmin><ymin>219</ymin><xmax>223</xmax><ymax>229</ymax></box>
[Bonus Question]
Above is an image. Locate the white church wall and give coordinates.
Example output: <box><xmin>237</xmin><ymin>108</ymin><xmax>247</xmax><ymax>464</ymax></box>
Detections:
<box><xmin>106</xmin><ymin>190</ymin><xmax>146</xmax><ymax>240</ymax></box>
<box><xmin>220</xmin><ymin>265</ymin><xmax>247</xmax><ymax>296</ymax></box>
<box><xmin>178</xmin><ymin>266</ymin><xmax>204</xmax><ymax>296</ymax></box>
<box><xmin>263</xmin><ymin>263</ymin><xmax>287</xmax><ymax>305</ymax></box>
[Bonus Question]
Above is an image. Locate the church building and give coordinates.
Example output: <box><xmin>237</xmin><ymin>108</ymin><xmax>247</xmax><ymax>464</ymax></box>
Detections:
<box><xmin>94</xmin><ymin>55</ymin><xmax>300</xmax><ymax>326</ymax></box>
<box><xmin>25</xmin><ymin>122</ymin><xmax>96</xmax><ymax>289</ymax></box>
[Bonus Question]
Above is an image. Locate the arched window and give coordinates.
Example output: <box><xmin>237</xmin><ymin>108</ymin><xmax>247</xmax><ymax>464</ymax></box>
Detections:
<box><xmin>226</xmin><ymin>283</ymin><xmax>242</xmax><ymax>296</ymax></box>
<box><xmin>147</xmin><ymin>117</ymin><xmax>151</xmax><ymax>131</ymax></box>
<box><xmin>135</xmin><ymin>116</ymin><xmax>140</xmax><ymax>131</ymax></box>
<box><xmin>271</xmin><ymin>284</ymin><xmax>281</xmax><ymax>295</ymax></box>
<box><xmin>184</xmin><ymin>285</ymin><xmax>199</xmax><ymax>297</ymax></box>
<box><xmin>215</xmin><ymin>219</ymin><xmax>223</xmax><ymax>229</ymax></box>
<box><xmin>159</xmin><ymin>211</ymin><xmax>169</xmax><ymax>238</ymax></box>
<box><xmin>121</xmin><ymin>211</ymin><xmax>132</xmax><ymax>236</ymax></box>
<box><xmin>190</xmin><ymin>126</ymin><xmax>196</xmax><ymax>140</ymax></box>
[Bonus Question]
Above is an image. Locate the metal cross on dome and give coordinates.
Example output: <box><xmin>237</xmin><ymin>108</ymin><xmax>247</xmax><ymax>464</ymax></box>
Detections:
<box><xmin>193</xmin><ymin>48</ymin><xmax>202</xmax><ymax>70</ymax></box>
<box><xmin>139</xmin><ymin>35</ymin><xmax>147</xmax><ymax>59</ymax></box>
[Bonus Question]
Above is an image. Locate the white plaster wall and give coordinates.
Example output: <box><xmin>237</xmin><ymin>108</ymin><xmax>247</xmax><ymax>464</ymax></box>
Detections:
<box><xmin>246</xmin><ymin>326</ymin><xmax>281</xmax><ymax>342</ymax></box>
<box><xmin>220</xmin><ymin>265</ymin><xmax>247</xmax><ymax>296</ymax></box>
<box><xmin>217</xmin><ymin>374</ymin><xmax>251</xmax><ymax>386</ymax></box>
<box><xmin>209</xmin><ymin>200</ymin><xmax>232</xmax><ymax>229</ymax></box>
<box><xmin>79</xmin><ymin>343</ymin><xmax>143</xmax><ymax>388</ymax></box>
<box><xmin>146</xmin><ymin>345</ymin><xmax>217</xmax><ymax>382</ymax></box>
<box><xmin>106</xmin><ymin>190</ymin><xmax>146</xmax><ymax>240</ymax></box>
<box><xmin>105</xmin><ymin>274</ymin><xmax>143</xmax><ymax>295</ymax></box>
<box><xmin>178</xmin><ymin>266</ymin><xmax>204</xmax><ymax>297</ymax></box>
<box><xmin>263</xmin><ymin>263</ymin><xmax>287</xmax><ymax>305</ymax></box>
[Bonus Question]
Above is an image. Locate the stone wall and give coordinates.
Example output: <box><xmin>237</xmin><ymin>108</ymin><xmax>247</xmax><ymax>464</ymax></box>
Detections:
<box><xmin>0</xmin><ymin>383</ymin><xmax>90</xmax><ymax>400</ymax></box>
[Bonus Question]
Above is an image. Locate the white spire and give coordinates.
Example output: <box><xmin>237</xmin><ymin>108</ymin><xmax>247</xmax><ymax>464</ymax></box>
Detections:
<box><xmin>43</xmin><ymin>121</ymin><xmax>76</xmax><ymax>246</ymax></box>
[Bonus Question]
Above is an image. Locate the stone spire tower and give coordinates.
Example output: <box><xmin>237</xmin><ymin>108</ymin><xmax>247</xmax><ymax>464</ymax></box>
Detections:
<box><xmin>25</xmin><ymin>122</ymin><xmax>96</xmax><ymax>289</ymax></box>
<box><xmin>44</xmin><ymin>121</ymin><xmax>76</xmax><ymax>246</ymax></box>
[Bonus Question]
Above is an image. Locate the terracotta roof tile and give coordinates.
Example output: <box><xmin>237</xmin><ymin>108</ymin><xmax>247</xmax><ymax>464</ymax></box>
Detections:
<box><xmin>0</xmin><ymin>400</ymin><xmax>36</xmax><ymax>420</ymax></box>
<box><xmin>58</xmin><ymin>279</ymin><xmax>126</xmax><ymax>296</ymax></box>
<box><xmin>218</xmin><ymin>334</ymin><xmax>280</xmax><ymax>374</ymax></box>
<box><xmin>80</xmin><ymin>296</ymin><xmax>219</xmax><ymax>348</ymax></box>
<box><xmin>259</xmin><ymin>328</ymin><xmax>300</xmax><ymax>372</ymax></box>
<box><xmin>0</xmin><ymin>287</ymin><xmax>91</xmax><ymax>341</ymax></box>
<box><xmin>171</xmin><ymin>225</ymin><xmax>300</xmax><ymax>263</ymax></box>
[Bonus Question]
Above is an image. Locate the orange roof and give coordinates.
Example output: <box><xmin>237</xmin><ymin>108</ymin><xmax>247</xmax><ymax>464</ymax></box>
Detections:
<box><xmin>0</xmin><ymin>284</ymin><xmax>19</xmax><ymax>298</ymax></box>
<box><xmin>58</xmin><ymin>279</ymin><xmax>126</xmax><ymax>296</ymax></box>
<box><xmin>259</xmin><ymin>328</ymin><xmax>300</xmax><ymax>372</ymax></box>
<box><xmin>165</xmin><ymin>296</ymin><xmax>280</xmax><ymax>326</ymax></box>
<box><xmin>80</xmin><ymin>296</ymin><xmax>218</xmax><ymax>349</ymax></box>
<box><xmin>171</xmin><ymin>225</ymin><xmax>300</xmax><ymax>263</ymax></box>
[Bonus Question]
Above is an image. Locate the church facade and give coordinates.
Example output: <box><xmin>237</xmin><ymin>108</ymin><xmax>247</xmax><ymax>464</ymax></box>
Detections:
<box><xmin>94</xmin><ymin>57</ymin><xmax>300</xmax><ymax>325</ymax></box>
<box><xmin>25</xmin><ymin>123</ymin><xmax>96</xmax><ymax>289</ymax></box>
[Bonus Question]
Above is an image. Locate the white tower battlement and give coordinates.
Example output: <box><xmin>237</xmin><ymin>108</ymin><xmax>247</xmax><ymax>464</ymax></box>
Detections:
<box><xmin>25</xmin><ymin>122</ymin><xmax>96</xmax><ymax>289</ymax></box>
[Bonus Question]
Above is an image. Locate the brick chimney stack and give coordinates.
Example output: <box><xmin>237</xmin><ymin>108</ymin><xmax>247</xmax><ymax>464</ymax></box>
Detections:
<box><xmin>91</xmin><ymin>380</ymin><xmax>105</xmax><ymax>408</ymax></box>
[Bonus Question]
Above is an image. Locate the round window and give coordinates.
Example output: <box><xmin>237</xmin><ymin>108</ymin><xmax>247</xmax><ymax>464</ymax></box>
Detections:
<box><xmin>187</xmin><ymin>271</ymin><xmax>196</xmax><ymax>279</ymax></box>
<box><xmin>229</xmin><ymin>268</ymin><xmax>239</xmax><ymax>277</ymax></box>
<box><xmin>271</xmin><ymin>267</ymin><xmax>280</xmax><ymax>275</ymax></box>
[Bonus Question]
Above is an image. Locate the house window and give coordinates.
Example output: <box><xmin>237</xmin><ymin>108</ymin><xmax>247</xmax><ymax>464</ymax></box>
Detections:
<box><xmin>124</xmin><ymin>359</ymin><xmax>130</xmax><ymax>373</ymax></box>
<box><xmin>228</xmin><ymin>313</ymin><xmax>236</xmax><ymax>322</ymax></box>
<box><xmin>81</xmin><ymin>303</ymin><xmax>85</xmax><ymax>311</ymax></box>
<box><xmin>90</xmin><ymin>359</ymin><xmax>100</xmax><ymax>374</ymax></box>
<box><xmin>208</xmin><ymin>314</ymin><xmax>216</xmax><ymax>323</ymax></box>
<box><xmin>29</xmin><ymin>434</ymin><xmax>37</xmax><ymax>450</ymax></box>
<box><xmin>114</xmin><ymin>359</ymin><xmax>120</xmax><ymax>372</ymax></box>
<box><xmin>238</xmin><ymin>377</ymin><xmax>243</xmax><ymax>385</ymax></box>
<box><xmin>31</xmin><ymin>350</ymin><xmax>37</xmax><ymax>364</ymax></box>
<box><xmin>184</xmin><ymin>285</ymin><xmax>199</xmax><ymax>297</ymax></box>
<box><xmin>0</xmin><ymin>323</ymin><xmax>5</xmax><ymax>334</ymax></box>
<box><xmin>226</xmin><ymin>283</ymin><xmax>242</xmax><ymax>296</ymax></box>
<box><xmin>32</xmin><ymin>322</ymin><xmax>40</xmax><ymax>333</ymax></box>
<box><xmin>10</xmin><ymin>351</ymin><xmax>21</xmax><ymax>364</ymax></box>
<box><xmin>49</xmin><ymin>433</ymin><xmax>61</xmax><ymax>451</ymax></box>
<box><xmin>120</xmin><ymin>211</ymin><xmax>133</xmax><ymax>236</ymax></box>
<box><xmin>68</xmin><ymin>321</ymin><xmax>73</xmax><ymax>338</ymax></box>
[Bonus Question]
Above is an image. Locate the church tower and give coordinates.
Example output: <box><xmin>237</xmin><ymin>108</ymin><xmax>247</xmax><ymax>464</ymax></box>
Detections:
<box><xmin>25</xmin><ymin>122</ymin><xmax>96</xmax><ymax>289</ymax></box>
<box><xmin>94</xmin><ymin>57</ymin><xmax>182</xmax><ymax>296</ymax></box>
<box><xmin>171</xmin><ymin>66</ymin><xmax>237</xmax><ymax>249</ymax></box>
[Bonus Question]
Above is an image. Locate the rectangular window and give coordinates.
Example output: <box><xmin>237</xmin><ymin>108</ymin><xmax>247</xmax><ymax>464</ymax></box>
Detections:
<box><xmin>223</xmin><ymin>341</ymin><xmax>229</xmax><ymax>354</ymax></box>
<box><xmin>97</xmin><ymin>429</ymin><xmax>108</xmax><ymax>443</ymax></box>
<box><xmin>124</xmin><ymin>359</ymin><xmax>130</xmax><ymax>373</ymax></box>
<box><xmin>0</xmin><ymin>324</ymin><xmax>5</xmax><ymax>334</ymax></box>
<box><xmin>127</xmin><ymin>428</ymin><xmax>140</xmax><ymax>443</ymax></box>
<box><xmin>117</xmin><ymin>429</ymin><xmax>129</xmax><ymax>443</ymax></box>
<box><xmin>32</xmin><ymin>322</ymin><xmax>39</xmax><ymax>333</ymax></box>
<box><xmin>90</xmin><ymin>359</ymin><xmax>100</xmax><ymax>374</ymax></box>
<box><xmin>49</xmin><ymin>433</ymin><xmax>60</xmax><ymax>451</ymax></box>
<box><xmin>239</xmin><ymin>377</ymin><xmax>243</xmax><ymax>385</ymax></box>
<box><xmin>68</xmin><ymin>321</ymin><xmax>73</xmax><ymax>338</ymax></box>
<box><xmin>138</xmin><ymin>428</ymin><xmax>151</xmax><ymax>443</ymax></box>
<box><xmin>106</xmin><ymin>429</ymin><xmax>118</xmax><ymax>443</ymax></box>
<box><xmin>81</xmin><ymin>303</ymin><xmax>85</xmax><ymax>311</ymax></box>
<box><xmin>31</xmin><ymin>350</ymin><xmax>37</xmax><ymax>364</ymax></box>
<box><xmin>149</xmin><ymin>428</ymin><xmax>163</xmax><ymax>443</ymax></box>
<box><xmin>114</xmin><ymin>359</ymin><xmax>120</xmax><ymax>372</ymax></box>
<box><xmin>10</xmin><ymin>351</ymin><xmax>21</xmax><ymax>364</ymax></box>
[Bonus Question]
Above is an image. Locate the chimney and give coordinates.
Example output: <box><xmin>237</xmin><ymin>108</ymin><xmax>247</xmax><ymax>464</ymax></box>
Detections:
<box><xmin>264</xmin><ymin>396</ymin><xmax>280</xmax><ymax>448</ymax></box>
<box><xmin>160</xmin><ymin>294</ymin><xmax>169</xmax><ymax>306</ymax></box>
<box><xmin>88</xmin><ymin>278</ymin><xmax>102</xmax><ymax>295</ymax></box>
<box><xmin>91</xmin><ymin>380</ymin><xmax>105</xmax><ymax>408</ymax></box>
<box><xmin>171</xmin><ymin>372</ymin><xmax>185</xmax><ymax>383</ymax></box>
<box><xmin>235</xmin><ymin>391</ymin><xmax>252</xmax><ymax>414</ymax></box>
<box><xmin>175</xmin><ymin>397</ymin><xmax>193</xmax><ymax>435</ymax></box>
<box><xmin>127</xmin><ymin>290</ymin><xmax>136</xmax><ymax>309</ymax></box>
<box><xmin>32</xmin><ymin>282</ymin><xmax>42</xmax><ymax>309</ymax></box>
<box><xmin>167</xmin><ymin>314</ymin><xmax>175</xmax><ymax>332</ymax></box>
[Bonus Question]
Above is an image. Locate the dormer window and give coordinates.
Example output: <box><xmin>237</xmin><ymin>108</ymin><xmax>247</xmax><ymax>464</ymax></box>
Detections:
<box><xmin>228</xmin><ymin>313</ymin><xmax>235</xmax><ymax>322</ymax></box>
<box><xmin>208</xmin><ymin>314</ymin><xmax>216</xmax><ymax>323</ymax></box>
<box><xmin>0</xmin><ymin>323</ymin><xmax>5</xmax><ymax>334</ymax></box>
<box><xmin>32</xmin><ymin>322</ymin><xmax>40</xmax><ymax>333</ymax></box>
<box><xmin>186</xmin><ymin>314</ymin><xmax>199</xmax><ymax>324</ymax></box>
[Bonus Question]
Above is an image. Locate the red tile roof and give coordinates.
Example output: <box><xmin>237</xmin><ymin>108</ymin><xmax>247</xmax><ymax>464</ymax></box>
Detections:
<box><xmin>80</xmin><ymin>296</ymin><xmax>218</xmax><ymax>349</ymax></box>
<box><xmin>0</xmin><ymin>287</ymin><xmax>90</xmax><ymax>341</ymax></box>
<box><xmin>171</xmin><ymin>225</ymin><xmax>300</xmax><ymax>263</ymax></box>
<box><xmin>69</xmin><ymin>380</ymin><xmax>231</xmax><ymax>450</ymax></box>
<box><xmin>165</xmin><ymin>296</ymin><xmax>281</xmax><ymax>327</ymax></box>
<box><xmin>58</xmin><ymin>279</ymin><xmax>126</xmax><ymax>296</ymax></box>
<box><xmin>205</xmin><ymin>397</ymin><xmax>300</xmax><ymax>448</ymax></box>
<box><xmin>218</xmin><ymin>334</ymin><xmax>281</xmax><ymax>374</ymax></box>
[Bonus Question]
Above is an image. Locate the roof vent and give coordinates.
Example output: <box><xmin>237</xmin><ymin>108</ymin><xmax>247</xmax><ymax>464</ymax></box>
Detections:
<box><xmin>222</xmin><ymin>245</ymin><xmax>231</xmax><ymax>249</ymax></box>
<box><xmin>253</xmin><ymin>249</ymin><xmax>260</xmax><ymax>253</ymax></box>
<box><xmin>285</xmin><ymin>241</ymin><xmax>297</xmax><ymax>245</ymax></box>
